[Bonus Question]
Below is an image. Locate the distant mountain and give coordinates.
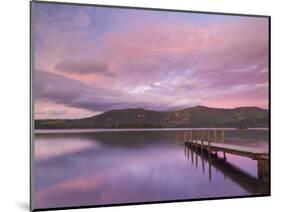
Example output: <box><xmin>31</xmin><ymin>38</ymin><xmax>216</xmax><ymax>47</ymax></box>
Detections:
<box><xmin>35</xmin><ymin>106</ymin><xmax>269</xmax><ymax>129</ymax></box>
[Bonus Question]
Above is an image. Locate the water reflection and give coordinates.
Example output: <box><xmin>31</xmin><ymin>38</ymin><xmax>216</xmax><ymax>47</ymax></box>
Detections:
<box><xmin>34</xmin><ymin>130</ymin><xmax>269</xmax><ymax>209</ymax></box>
<box><xmin>184</xmin><ymin>145</ymin><xmax>269</xmax><ymax>194</ymax></box>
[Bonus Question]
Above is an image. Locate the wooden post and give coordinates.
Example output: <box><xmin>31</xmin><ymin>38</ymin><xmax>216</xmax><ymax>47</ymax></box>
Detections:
<box><xmin>257</xmin><ymin>159</ymin><xmax>269</xmax><ymax>183</ymax></box>
<box><xmin>195</xmin><ymin>130</ymin><xmax>198</xmax><ymax>146</ymax></box>
<box><xmin>190</xmin><ymin>130</ymin><xmax>193</xmax><ymax>141</ymax></box>
<box><xmin>208</xmin><ymin>131</ymin><xmax>211</xmax><ymax>157</ymax></box>
<box><xmin>222</xmin><ymin>128</ymin><xmax>225</xmax><ymax>144</ymax></box>
<box><xmin>208</xmin><ymin>130</ymin><xmax>210</xmax><ymax>144</ymax></box>
<box><xmin>202</xmin><ymin>130</ymin><xmax>205</xmax><ymax>143</ymax></box>
<box><xmin>208</xmin><ymin>130</ymin><xmax>212</xmax><ymax>181</ymax></box>
<box><xmin>201</xmin><ymin>138</ymin><xmax>203</xmax><ymax>153</ymax></box>
<box><xmin>196</xmin><ymin>131</ymin><xmax>198</xmax><ymax>151</ymax></box>
<box><xmin>222</xmin><ymin>128</ymin><xmax>226</xmax><ymax>159</ymax></box>
<box><xmin>214</xmin><ymin>129</ymin><xmax>217</xmax><ymax>143</ymax></box>
<box><xmin>201</xmin><ymin>131</ymin><xmax>202</xmax><ymax>146</ymax></box>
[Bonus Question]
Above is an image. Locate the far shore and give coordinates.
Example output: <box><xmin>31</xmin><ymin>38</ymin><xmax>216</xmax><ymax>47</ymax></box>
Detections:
<box><xmin>34</xmin><ymin>127</ymin><xmax>269</xmax><ymax>134</ymax></box>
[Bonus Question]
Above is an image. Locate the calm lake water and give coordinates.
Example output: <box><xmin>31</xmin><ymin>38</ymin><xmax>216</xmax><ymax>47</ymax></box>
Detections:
<box><xmin>33</xmin><ymin>129</ymin><xmax>269</xmax><ymax>209</ymax></box>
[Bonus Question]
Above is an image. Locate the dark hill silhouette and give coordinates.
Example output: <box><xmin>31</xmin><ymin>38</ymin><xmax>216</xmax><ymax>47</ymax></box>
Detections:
<box><xmin>35</xmin><ymin>106</ymin><xmax>269</xmax><ymax>129</ymax></box>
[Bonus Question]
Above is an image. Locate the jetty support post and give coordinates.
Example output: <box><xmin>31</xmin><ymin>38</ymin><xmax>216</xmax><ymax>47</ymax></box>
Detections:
<box><xmin>257</xmin><ymin>158</ymin><xmax>269</xmax><ymax>183</ymax></box>
<box><xmin>208</xmin><ymin>134</ymin><xmax>211</xmax><ymax>182</ymax></box>
<box><xmin>184</xmin><ymin>131</ymin><xmax>188</xmax><ymax>146</ymax></box>
<box><xmin>222</xmin><ymin>128</ymin><xmax>225</xmax><ymax>144</ymax></box>
<box><xmin>222</xmin><ymin>128</ymin><xmax>226</xmax><ymax>159</ymax></box>
<box><xmin>201</xmin><ymin>131</ymin><xmax>202</xmax><ymax>147</ymax></box>
<box><xmin>201</xmin><ymin>132</ymin><xmax>204</xmax><ymax>153</ymax></box>
<box><xmin>195</xmin><ymin>130</ymin><xmax>198</xmax><ymax>150</ymax></box>
<box><xmin>214</xmin><ymin>129</ymin><xmax>217</xmax><ymax>143</ymax></box>
<box><xmin>206</xmin><ymin>130</ymin><xmax>210</xmax><ymax>154</ymax></box>
<box><xmin>196</xmin><ymin>130</ymin><xmax>199</xmax><ymax>151</ymax></box>
<box><xmin>208</xmin><ymin>131</ymin><xmax>211</xmax><ymax>158</ymax></box>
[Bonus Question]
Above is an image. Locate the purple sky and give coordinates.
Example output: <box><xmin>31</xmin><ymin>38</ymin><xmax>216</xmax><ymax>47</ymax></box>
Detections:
<box><xmin>33</xmin><ymin>3</ymin><xmax>269</xmax><ymax>119</ymax></box>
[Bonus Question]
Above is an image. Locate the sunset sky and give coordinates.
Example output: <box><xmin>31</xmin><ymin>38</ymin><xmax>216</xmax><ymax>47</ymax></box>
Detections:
<box><xmin>33</xmin><ymin>2</ymin><xmax>269</xmax><ymax>119</ymax></box>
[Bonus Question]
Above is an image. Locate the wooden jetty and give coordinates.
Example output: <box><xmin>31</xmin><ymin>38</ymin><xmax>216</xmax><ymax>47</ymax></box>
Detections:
<box><xmin>184</xmin><ymin>129</ymin><xmax>269</xmax><ymax>183</ymax></box>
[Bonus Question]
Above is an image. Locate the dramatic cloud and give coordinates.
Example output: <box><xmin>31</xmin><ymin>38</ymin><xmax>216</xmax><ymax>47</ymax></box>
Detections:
<box><xmin>55</xmin><ymin>59</ymin><xmax>113</xmax><ymax>76</ymax></box>
<box><xmin>35</xmin><ymin>71</ymin><xmax>187</xmax><ymax>117</ymax></box>
<box><xmin>35</xmin><ymin>71</ymin><xmax>125</xmax><ymax>112</ymax></box>
<box><xmin>33</xmin><ymin>3</ymin><xmax>269</xmax><ymax>119</ymax></box>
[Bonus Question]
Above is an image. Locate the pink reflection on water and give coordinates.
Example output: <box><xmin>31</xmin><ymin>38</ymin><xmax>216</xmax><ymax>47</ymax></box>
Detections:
<box><xmin>34</xmin><ymin>144</ymin><xmax>252</xmax><ymax>209</ymax></box>
<box><xmin>34</xmin><ymin>136</ymin><xmax>101</xmax><ymax>160</ymax></box>
<box><xmin>33</xmin><ymin>130</ymin><xmax>269</xmax><ymax>209</ymax></box>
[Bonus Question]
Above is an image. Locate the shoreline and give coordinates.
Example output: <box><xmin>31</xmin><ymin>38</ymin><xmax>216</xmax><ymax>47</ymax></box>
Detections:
<box><xmin>34</xmin><ymin>127</ymin><xmax>269</xmax><ymax>134</ymax></box>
